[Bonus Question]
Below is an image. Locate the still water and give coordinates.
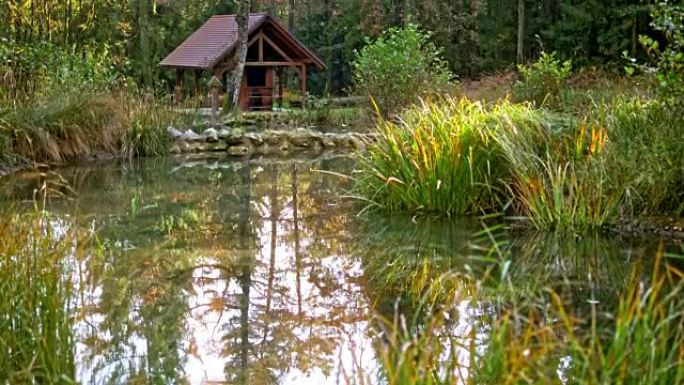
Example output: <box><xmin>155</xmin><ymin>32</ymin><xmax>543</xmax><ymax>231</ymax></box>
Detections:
<box><xmin>0</xmin><ymin>155</ymin><xmax>676</xmax><ymax>385</ymax></box>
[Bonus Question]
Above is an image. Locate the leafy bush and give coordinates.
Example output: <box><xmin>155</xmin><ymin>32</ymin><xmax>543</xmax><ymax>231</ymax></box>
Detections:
<box><xmin>0</xmin><ymin>39</ymin><xmax>116</xmax><ymax>102</ymax></box>
<box><xmin>514</xmin><ymin>52</ymin><xmax>572</xmax><ymax>108</ymax></box>
<box><xmin>636</xmin><ymin>2</ymin><xmax>684</xmax><ymax>104</ymax></box>
<box><xmin>352</xmin><ymin>24</ymin><xmax>453</xmax><ymax>117</ymax></box>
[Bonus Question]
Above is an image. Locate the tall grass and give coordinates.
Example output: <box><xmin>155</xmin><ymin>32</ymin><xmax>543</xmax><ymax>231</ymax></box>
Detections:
<box><xmin>493</xmin><ymin>119</ymin><xmax>623</xmax><ymax>230</ymax></box>
<box><xmin>0</xmin><ymin>211</ymin><xmax>79</xmax><ymax>384</ymax></box>
<box><xmin>0</xmin><ymin>92</ymin><xmax>184</xmax><ymax>164</ymax></box>
<box><xmin>356</xmin><ymin>98</ymin><xmax>554</xmax><ymax>216</ymax></box>
<box><xmin>599</xmin><ymin>98</ymin><xmax>684</xmax><ymax>216</ymax></box>
<box><xmin>356</xmin><ymin>96</ymin><xmax>683</xmax><ymax>230</ymax></box>
<box><xmin>0</xmin><ymin>93</ymin><xmax>127</xmax><ymax>163</ymax></box>
<box><xmin>122</xmin><ymin>97</ymin><xmax>179</xmax><ymax>158</ymax></box>
<box><xmin>368</xmin><ymin>241</ymin><xmax>684</xmax><ymax>385</ymax></box>
<box><xmin>475</xmin><ymin>251</ymin><xmax>684</xmax><ymax>385</ymax></box>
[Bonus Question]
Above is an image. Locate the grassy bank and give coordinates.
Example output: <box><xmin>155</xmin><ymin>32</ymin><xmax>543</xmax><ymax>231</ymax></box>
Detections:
<box><xmin>0</xmin><ymin>212</ymin><xmax>82</xmax><ymax>383</ymax></box>
<box><xmin>0</xmin><ymin>92</ymin><xmax>188</xmax><ymax>167</ymax></box>
<box><xmin>356</xmin><ymin>96</ymin><xmax>683</xmax><ymax>231</ymax></box>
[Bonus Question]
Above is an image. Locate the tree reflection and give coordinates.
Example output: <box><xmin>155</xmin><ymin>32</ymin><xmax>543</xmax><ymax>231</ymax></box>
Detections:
<box><xmin>2</xmin><ymin>155</ymin><xmax>672</xmax><ymax>385</ymax></box>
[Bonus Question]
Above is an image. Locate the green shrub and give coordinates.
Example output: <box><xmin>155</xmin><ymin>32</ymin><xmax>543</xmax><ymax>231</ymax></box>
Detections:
<box><xmin>514</xmin><ymin>52</ymin><xmax>572</xmax><ymax>108</ymax></box>
<box><xmin>0</xmin><ymin>39</ymin><xmax>115</xmax><ymax>102</ymax></box>
<box><xmin>634</xmin><ymin>3</ymin><xmax>684</xmax><ymax>105</ymax></box>
<box><xmin>352</xmin><ymin>24</ymin><xmax>453</xmax><ymax>118</ymax></box>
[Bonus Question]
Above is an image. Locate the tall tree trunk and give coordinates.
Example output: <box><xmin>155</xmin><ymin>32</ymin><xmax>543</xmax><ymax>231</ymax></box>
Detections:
<box><xmin>230</xmin><ymin>0</ymin><xmax>251</xmax><ymax>115</ymax></box>
<box><xmin>517</xmin><ymin>0</ymin><xmax>525</xmax><ymax>64</ymax></box>
<box><xmin>65</xmin><ymin>0</ymin><xmax>72</xmax><ymax>44</ymax></box>
<box><xmin>288</xmin><ymin>0</ymin><xmax>295</xmax><ymax>31</ymax></box>
<box><xmin>138</xmin><ymin>0</ymin><xmax>152</xmax><ymax>88</ymax></box>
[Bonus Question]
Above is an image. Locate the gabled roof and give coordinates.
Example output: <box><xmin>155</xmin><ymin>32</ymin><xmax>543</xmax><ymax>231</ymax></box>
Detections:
<box><xmin>159</xmin><ymin>13</ymin><xmax>325</xmax><ymax>70</ymax></box>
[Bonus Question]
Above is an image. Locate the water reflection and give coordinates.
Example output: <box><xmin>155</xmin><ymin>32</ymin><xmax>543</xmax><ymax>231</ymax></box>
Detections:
<box><xmin>0</xmin><ymin>155</ymin><xmax>678</xmax><ymax>385</ymax></box>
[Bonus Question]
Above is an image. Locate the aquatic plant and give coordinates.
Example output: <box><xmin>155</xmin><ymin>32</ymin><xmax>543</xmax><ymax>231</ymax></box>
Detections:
<box><xmin>599</xmin><ymin>97</ymin><xmax>684</xmax><ymax>216</ymax></box>
<box><xmin>0</xmin><ymin>92</ymin><xmax>190</xmax><ymax>163</ymax></box>
<box><xmin>356</xmin><ymin>98</ymin><xmax>554</xmax><ymax>217</ymax></box>
<box><xmin>367</xmin><ymin>239</ymin><xmax>684</xmax><ymax>385</ymax></box>
<box><xmin>122</xmin><ymin>97</ymin><xmax>179</xmax><ymax>158</ymax></box>
<box><xmin>356</xmin><ymin>96</ymin><xmax>683</xmax><ymax>230</ymax></box>
<box><xmin>492</xmin><ymin>118</ymin><xmax>622</xmax><ymax>230</ymax></box>
<box><xmin>475</xmin><ymin>250</ymin><xmax>684</xmax><ymax>385</ymax></box>
<box><xmin>0</xmin><ymin>92</ymin><xmax>127</xmax><ymax>163</ymax></box>
<box><xmin>0</xmin><ymin>211</ymin><xmax>80</xmax><ymax>384</ymax></box>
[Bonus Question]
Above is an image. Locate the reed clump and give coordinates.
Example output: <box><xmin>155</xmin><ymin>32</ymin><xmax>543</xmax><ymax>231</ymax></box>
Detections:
<box><xmin>356</xmin><ymin>96</ymin><xmax>683</xmax><ymax>230</ymax></box>
<box><xmin>0</xmin><ymin>211</ymin><xmax>82</xmax><ymax>384</ymax></box>
<box><xmin>474</xmin><ymin>254</ymin><xmax>684</xmax><ymax>385</ymax></box>
<box><xmin>0</xmin><ymin>92</ymin><xmax>183</xmax><ymax>164</ymax></box>
<box><xmin>356</xmin><ymin>98</ymin><xmax>555</xmax><ymax>217</ymax></box>
<box><xmin>0</xmin><ymin>93</ymin><xmax>127</xmax><ymax>163</ymax></box>
<box><xmin>370</xmin><ymin>244</ymin><xmax>684</xmax><ymax>385</ymax></box>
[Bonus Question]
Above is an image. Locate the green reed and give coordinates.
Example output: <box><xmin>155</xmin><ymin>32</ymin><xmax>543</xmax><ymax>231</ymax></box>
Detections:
<box><xmin>0</xmin><ymin>211</ymin><xmax>79</xmax><ymax>384</ymax></box>
<box><xmin>0</xmin><ymin>92</ymin><xmax>187</xmax><ymax>164</ymax></box>
<box><xmin>356</xmin><ymin>96</ymin><xmax>683</xmax><ymax>231</ymax></box>
<box><xmin>356</xmin><ymin>98</ymin><xmax>554</xmax><ymax>217</ymax></box>
<box><xmin>367</xmin><ymin>237</ymin><xmax>684</xmax><ymax>385</ymax></box>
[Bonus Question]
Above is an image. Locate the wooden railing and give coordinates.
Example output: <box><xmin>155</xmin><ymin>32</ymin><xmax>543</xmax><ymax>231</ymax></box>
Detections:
<box><xmin>247</xmin><ymin>86</ymin><xmax>274</xmax><ymax>111</ymax></box>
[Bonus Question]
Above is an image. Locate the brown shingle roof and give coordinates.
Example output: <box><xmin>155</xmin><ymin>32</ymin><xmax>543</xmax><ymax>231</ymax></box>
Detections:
<box><xmin>159</xmin><ymin>13</ymin><xmax>325</xmax><ymax>70</ymax></box>
<box><xmin>160</xmin><ymin>13</ymin><xmax>267</xmax><ymax>69</ymax></box>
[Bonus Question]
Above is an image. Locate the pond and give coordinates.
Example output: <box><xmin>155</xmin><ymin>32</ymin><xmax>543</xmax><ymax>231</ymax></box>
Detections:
<box><xmin>0</xmin><ymin>155</ymin><xmax>681</xmax><ymax>385</ymax></box>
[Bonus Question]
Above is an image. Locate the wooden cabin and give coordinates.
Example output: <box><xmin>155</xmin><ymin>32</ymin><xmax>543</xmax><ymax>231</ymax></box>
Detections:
<box><xmin>160</xmin><ymin>13</ymin><xmax>326</xmax><ymax>111</ymax></box>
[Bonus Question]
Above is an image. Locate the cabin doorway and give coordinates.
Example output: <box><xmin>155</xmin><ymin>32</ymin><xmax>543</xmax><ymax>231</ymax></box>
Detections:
<box><xmin>244</xmin><ymin>67</ymin><xmax>273</xmax><ymax>111</ymax></box>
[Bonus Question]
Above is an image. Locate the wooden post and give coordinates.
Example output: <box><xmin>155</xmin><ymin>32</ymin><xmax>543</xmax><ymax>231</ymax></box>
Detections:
<box><xmin>277</xmin><ymin>67</ymin><xmax>284</xmax><ymax>110</ymax></box>
<box><xmin>300</xmin><ymin>64</ymin><xmax>307</xmax><ymax>105</ymax></box>
<box><xmin>208</xmin><ymin>75</ymin><xmax>222</xmax><ymax>126</ymax></box>
<box><xmin>175</xmin><ymin>69</ymin><xmax>184</xmax><ymax>104</ymax></box>
<box><xmin>258</xmin><ymin>32</ymin><xmax>264</xmax><ymax>62</ymax></box>
<box><xmin>193</xmin><ymin>69</ymin><xmax>201</xmax><ymax>100</ymax></box>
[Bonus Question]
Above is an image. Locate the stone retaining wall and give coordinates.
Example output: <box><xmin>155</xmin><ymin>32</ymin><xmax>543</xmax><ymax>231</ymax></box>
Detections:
<box><xmin>168</xmin><ymin>127</ymin><xmax>377</xmax><ymax>156</ymax></box>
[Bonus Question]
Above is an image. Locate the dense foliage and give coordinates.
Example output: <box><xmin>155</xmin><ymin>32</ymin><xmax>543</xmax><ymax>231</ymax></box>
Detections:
<box><xmin>635</xmin><ymin>2</ymin><xmax>684</xmax><ymax>103</ymax></box>
<box><xmin>352</xmin><ymin>25</ymin><xmax>452</xmax><ymax>117</ymax></box>
<box><xmin>514</xmin><ymin>52</ymin><xmax>572</xmax><ymax>107</ymax></box>
<box><xmin>0</xmin><ymin>0</ymin><xmax>666</xmax><ymax>97</ymax></box>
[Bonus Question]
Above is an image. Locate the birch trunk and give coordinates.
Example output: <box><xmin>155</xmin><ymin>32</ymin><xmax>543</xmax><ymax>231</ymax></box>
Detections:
<box><xmin>230</xmin><ymin>0</ymin><xmax>251</xmax><ymax>115</ymax></box>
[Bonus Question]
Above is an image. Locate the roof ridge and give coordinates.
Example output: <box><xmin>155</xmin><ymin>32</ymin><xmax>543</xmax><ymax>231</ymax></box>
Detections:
<box><xmin>159</xmin><ymin>12</ymin><xmax>325</xmax><ymax>70</ymax></box>
<box><xmin>209</xmin><ymin>12</ymin><xmax>268</xmax><ymax>17</ymax></box>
